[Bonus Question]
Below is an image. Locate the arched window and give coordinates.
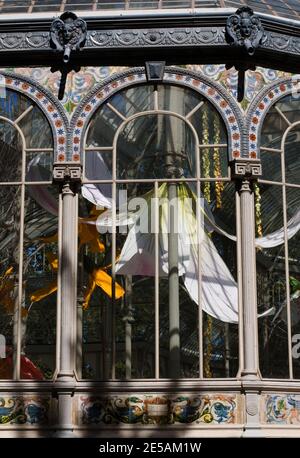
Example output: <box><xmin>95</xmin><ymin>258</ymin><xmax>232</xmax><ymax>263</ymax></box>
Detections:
<box><xmin>77</xmin><ymin>80</ymin><xmax>239</xmax><ymax>380</ymax></box>
<box><xmin>257</xmin><ymin>92</ymin><xmax>300</xmax><ymax>379</ymax></box>
<box><xmin>0</xmin><ymin>86</ymin><xmax>58</xmax><ymax>381</ymax></box>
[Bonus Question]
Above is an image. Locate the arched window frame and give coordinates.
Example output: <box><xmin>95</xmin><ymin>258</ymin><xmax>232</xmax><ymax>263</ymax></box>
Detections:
<box><xmin>71</xmin><ymin>67</ymin><xmax>244</xmax><ymax>382</ymax></box>
<box><xmin>248</xmin><ymin>78</ymin><xmax>300</xmax><ymax>381</ymax></box>
<box><xmin>0</xmin><ymin>73</ymin><xmax>67</xmax><ymax>381</ymax></box>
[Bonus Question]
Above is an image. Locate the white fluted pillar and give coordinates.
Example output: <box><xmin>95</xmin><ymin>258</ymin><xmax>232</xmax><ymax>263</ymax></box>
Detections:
<box><xmin>53</xmin><ymin>163</ymin><xmax>81</xmax><ymax>436</ymax></box>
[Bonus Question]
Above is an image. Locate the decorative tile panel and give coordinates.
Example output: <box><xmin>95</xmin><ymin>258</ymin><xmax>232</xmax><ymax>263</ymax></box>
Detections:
<box><xmin>0</xmin><ymin>395</ymin><xmax>51</xmax><ymax>426</ymax></box>
<box><xmin>77</xmin><ymin>393</ymin><xmax>242</xmax><ymax>426</ymax></box>
<box><xmin>262</xmin><ymin>394</ymin><xmax>300</xmax><ymax>425</ymax></box>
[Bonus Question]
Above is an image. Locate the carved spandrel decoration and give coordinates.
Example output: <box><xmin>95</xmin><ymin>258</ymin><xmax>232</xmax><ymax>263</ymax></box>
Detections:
<box><xmin>226</xmin><ymin>7</ymin><xmax>264</xmax><ymax>56</ymax></box>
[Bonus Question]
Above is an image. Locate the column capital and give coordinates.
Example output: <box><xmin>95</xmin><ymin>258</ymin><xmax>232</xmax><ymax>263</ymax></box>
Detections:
<box><xmin>231</xmin><ymin>160</ymin><xmax>262</xmax><ymax>180</ymax></box>
<box><xmin>53</xmin><ymin>162</ymin><xmax>82</xmax><ymax>183</ymax></box>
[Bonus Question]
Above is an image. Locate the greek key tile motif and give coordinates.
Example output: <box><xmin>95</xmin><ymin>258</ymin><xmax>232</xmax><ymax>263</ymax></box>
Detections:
<box><xmin>262</xmin><ymin>394</ymin><xmax>300</xmax><ymax>424</ymax></box>
<box><xmin>0</xmin><ymin>396</ymin><xmax>50</xmax><ymax>425</ymax></box>
<box><xmin>78</xmin><ymin>394</ymin><xmax>240</xmax><ymax>426</ymax></box>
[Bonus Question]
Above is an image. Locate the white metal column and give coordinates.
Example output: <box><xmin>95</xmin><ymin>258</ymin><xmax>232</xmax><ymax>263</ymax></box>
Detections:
<box><xmin>53</xmin><ymin>163</ymin><xmax>81</xmax><ymax>436</ymax></box>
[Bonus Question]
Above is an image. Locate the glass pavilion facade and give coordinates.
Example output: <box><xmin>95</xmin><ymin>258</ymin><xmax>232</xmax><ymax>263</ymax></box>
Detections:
<box><xmin>0</xmin><ymin>0</ymin><xmax>300</xmax><ymax>437</ymax></box>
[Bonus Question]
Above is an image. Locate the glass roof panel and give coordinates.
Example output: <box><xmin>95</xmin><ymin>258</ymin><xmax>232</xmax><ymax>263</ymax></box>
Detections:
<box><xmin>0</xmin><ymin>1</ymin><xmax>299</xmax><ymax>21</ymax></box>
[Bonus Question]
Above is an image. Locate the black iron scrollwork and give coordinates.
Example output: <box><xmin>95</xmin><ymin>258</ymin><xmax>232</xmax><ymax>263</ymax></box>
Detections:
<box><xmin>225</xmin><ymin>7</ymin><xmax>264</xmax><ymax>102</ymax></box>
<box><xmin>50</xmin><ymin>11</ymin><xmax>87</xmax><ymax>100</ymax></box>
<box><xmin>50</xmin><ymin>11</ymin><xmax>87</xmax><ymax>63</ymax></box>
<box><xmin>226</xmin><ymin>7</ymin><xmax>264</xmax><ymax>56</ymax></box>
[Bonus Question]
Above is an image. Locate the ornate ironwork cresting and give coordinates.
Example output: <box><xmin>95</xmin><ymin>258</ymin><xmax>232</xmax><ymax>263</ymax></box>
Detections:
<box><xmin>50</xmin><ymin>11</ymin><xmax>87</xmax><ymax>100</ymax></box>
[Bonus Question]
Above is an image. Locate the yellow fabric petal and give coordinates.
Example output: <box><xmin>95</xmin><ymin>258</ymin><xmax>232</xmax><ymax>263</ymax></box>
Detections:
<box><xmin>82</xmin><ymin>269</ymin><xmax>125</xmax><ymax>310</ymax></box>
<box><xmin>30</xmin><ymin>281</ymin><xmax>57</xmax><ymax>303</ymax></box>
<box><xmin>78</xmin><ymin>218</ymin><xmax>105</xmax><ymax>253</ymax></box>
<box><xmin>45</xmin><ymin>252</ymin><xmax>58</xmax><ymax>272</ymax></box>
<box><xmin>4</xmin><ymin>266</ymin><xmax>13</xmax><ymax>276</ymax></box>
<box><xmin>94</xmin><ymin>269</ymin><xmax>125</xmax><ymax>300</ymax></box>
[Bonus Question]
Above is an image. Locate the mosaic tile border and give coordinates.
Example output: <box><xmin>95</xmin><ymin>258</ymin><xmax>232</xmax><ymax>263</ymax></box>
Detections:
<box><xmin>247</xmin><ymin>78</ymin><xmax>295</xmax><ymax>159</ymax></box>
<box><xmin>71</xmin><ymin>67</ymin><xmax>243</xmax><ymax>163</ymax></box>
<box><xmin>0</xmin><ymin>72</ymin><xmax>68</xmax><ymax>162</ymax></box>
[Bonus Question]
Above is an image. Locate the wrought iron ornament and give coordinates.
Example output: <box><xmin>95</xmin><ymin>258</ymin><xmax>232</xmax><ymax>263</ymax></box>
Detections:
<box><xmin>50</xmin><ymin>12</ymin><xmax>87</xmax><ymax>100</ymax></box>
<box><xmin>226</xmin><ymin>7</ymin><xmax>264</xmax><ymax>56</ymax></box>
<box><xmin>50</xmin><ymin>11</ymin><xmax>87</xmax><ymax>63</ymax></box>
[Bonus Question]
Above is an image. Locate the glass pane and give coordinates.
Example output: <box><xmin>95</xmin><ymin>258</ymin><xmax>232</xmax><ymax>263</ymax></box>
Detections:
<box><xmin>21</xmin><ymin>188</ymin><xmax>58</xmax><ymax>380</ymax></box>
<box><xmin>200</xmin><ymin>147</ymin><xmax>228</xmax><ymax>179</ymax></box>
<box><xmin>26</xmin><ymin>152</ymin><xmax>52</xmax><ymax>182</ymax></box>
<box><xmin>0</xmin><ymin>121</ymin><xmax>22</xmax><ymax>182</ymax></box>
<box><xmin>32</xmin><ymin>0</ymin><xmax>61</xmax><ymax>12</ymax></box>
<box><xmin>287</xmin><ymin>187</ymin><xmax>300</xmax><ymax>378</ymax></box>
<box><xmin>157</xmin><ymin>84</ymin><xmax>203</xmax><ymax>117</ymax></box>
<box><xmin>261</xmin><ymin>150</ymin><xmax>282</xmax><ymax>182</ymax></box>
<box><xmin>109</xmin><ymin>85</ymin><xmax>154</xmax><ymax>118</ymax></box>
<box><xmin>97</xmin><ymin>1</ymin><xmax>125</xmax><ymax>9</ymax></box>
<box><xmin>117</xmin><ymin>114</ymin><xmax>197</xmax><ymax>179</ymax></box>
<box><xmin>19</xmin><ymin>106</ymin><xmax>53</xmax><ymax>149</ymax></box>
<box><xmin>284</xmin><ymin>128</ymin><xmax>300</xmax><ymax>185</ymax></box>
<box><xmin>190</xmin><ymin>103</ymin><xmax>227</xmax><ymax>146</ymax></box>
<box><xmin>260</xmin><ymin>109</ymin><xmax>286</xmax><ymax>149</ymax></box>
<box><xmin>0</xmin><ymin>186</ymin><xmax>21</xmax><ymax>379</ymax></box>
<box><xmin>86</xmin><ymin>105</ymin><xmax>123</xmax><ymax>147</ymax></box>
<box><xmin>116</xmin><ymin>183</ymin><xmax>155</xmax><ymax>379</ymax></box>
<box><xmin>276</xmin><ymin>95</ymin><xmax>300</xmax><ymax>125</ymax></box>
<box><xmin>201</xmin><ymin>181</ymin><xmax>238</xmax><ymax>378</ymax></box>
<box><xmin>0</xmin><ymin>89</ymin><xmax>31</xmax><ymax>121</ymax></box>
<box><xmin>129</xmin><ymin>0</ymin><xmax>159</xmax><ymax>8</ymax></box>
<box><xmin>77</xmin><ymin>190</ymin><xmax>113</xmax><ymax>379</ymax></box>
<box><xmin>78</xmin><ymin>177</ymin><xmax>238</xmax><ymax>379</ymax></box>
<box><xmin>84</xmin><ymin>150</ymin><xmax>112</xmax><ymax>181</ymax></box>
<box><xmin>257</xmin><ymin>183</ymin><xmax>289</xmax><ymax>378</ymax></box>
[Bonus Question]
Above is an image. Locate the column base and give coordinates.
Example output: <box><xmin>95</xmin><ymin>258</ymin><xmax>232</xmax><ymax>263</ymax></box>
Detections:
<box><xmin>52</xmin><ymin>428</ymin><xmax>76</xmax><ymax>438</ymax></box>
<box><xmin>240</xmin><ymin>370</ymin><xmax>260</xmax><ymax>380</ymax></box>
<box><xmin>242</xmin><ymin>425</ymin><xmax>264</xmax><ymax>438</ymax></box>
